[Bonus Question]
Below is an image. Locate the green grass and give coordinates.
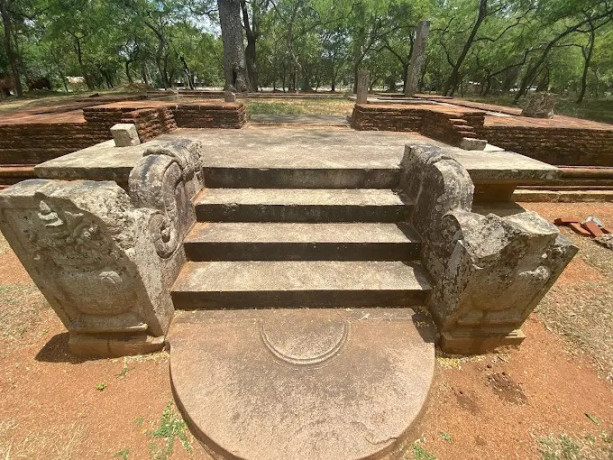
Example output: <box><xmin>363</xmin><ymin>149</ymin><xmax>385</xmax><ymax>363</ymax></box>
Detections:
<box><xmin>538</xmin><ymin>432</ymin><xmax>613</xmax><ymax>460</ymax></box>
<box><xmin>245</xmin><ymin>97</ymin><xmax>354</xmax><ymax>116</ymax></box>
<box><xmin>463</xmin><ymin>95</ymin><xmax>613</xmax><ymax>124</ymax></box>
<box><xmin>404</xmin><ymin>439</ymin><xmax>437</xmax><ymax>460</ymax></box>
<box><xmin>149</xmin><ymin>402</ymin><xmax>192</xmax><ymax>460</ymax></box>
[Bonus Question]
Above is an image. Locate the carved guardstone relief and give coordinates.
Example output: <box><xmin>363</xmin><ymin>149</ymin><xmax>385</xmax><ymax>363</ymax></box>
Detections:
<box><xmin>0</xmin><ymin>180</ymin><xmax>174</xmax><ymax>357</ymax></box>
<box><xmin>0</xmin><ymin>139</ymin><xmax>205</xmax><ymax>357</ymax></box>
<box><xmin>400</xmin><ymin>143</ymin><xmax>577</xmax><ymax>354</ymax></box>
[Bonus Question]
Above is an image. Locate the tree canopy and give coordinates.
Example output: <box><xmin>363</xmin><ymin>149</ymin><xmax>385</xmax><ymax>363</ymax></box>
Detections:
<box><xmin>1</xmin><ymin>0</ymin><xmax>612</xmax><ymax>100</ymax></box>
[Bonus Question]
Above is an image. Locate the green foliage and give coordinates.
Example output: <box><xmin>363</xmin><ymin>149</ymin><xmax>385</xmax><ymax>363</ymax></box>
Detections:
<box><xmin>1</xmin><ymin>0</ymin><xmax>612</xmax><ymax>100</ymax></box>
<box><xmin>537</xmin><ymin>432</ymin><xmax>613</xmax><ymax>460</ymax></box>
<box><xmin>410</xmin><ymin>439</ymin><xmax>437</xmax><ymax>460</ymax></box>
<box><xmin>149</xmin><ymin>402</ymin><xmax>192</xmax><ymax>460</ymax></box>
<box><xmin>113</xmin><ymin>447</ymin><xmax>130</xmax><ymax>460</ymax></box>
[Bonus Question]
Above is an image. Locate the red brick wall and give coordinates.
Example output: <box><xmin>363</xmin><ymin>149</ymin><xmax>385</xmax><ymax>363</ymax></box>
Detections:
<box><xmin>172</xmin><ymin>102</ymin><xmax>247</xmax><ymax>129</ymax></box>
<box><xmin>351</xmin><ymin>104</ymin><xmax>483</xmax><ymax>146</ymax></box>
<box><xmin>0</xmin><ymin>123</ymin><xmax>109</xmax><ymax>165</ymax></box>
<box><xmin>480</xmin><ymin>126</ymin><xmax>613</xmax><ymax>167</ymax></box>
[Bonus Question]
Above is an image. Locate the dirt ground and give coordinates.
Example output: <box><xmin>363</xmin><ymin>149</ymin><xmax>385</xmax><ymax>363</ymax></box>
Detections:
<box><xmin>0</xmin><ymin>202</ymin><xmax>612</xmax><ymax>460</ymax></box>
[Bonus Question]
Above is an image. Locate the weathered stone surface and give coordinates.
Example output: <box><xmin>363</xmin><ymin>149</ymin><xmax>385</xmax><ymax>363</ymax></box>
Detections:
<box><xmin>171</xmin><ymin>260</ymin><xmax>431</xmax><ymax>309</ymax></box>
<box><xmin>0</xmin><ymin>180</ymin><xmax>175</xmax><ymax>356</ymax></box>
<box><xmin>459</xmin><ymin>137</ymin><xmax>487</xmax><ymax>151</ymax></box>
<box><xmin>521</xmin><ymin>92</ymin><xmax>557</xmax><ymax>119</ymax></box>
<box><xmin>111</xmin><ymin>123</ymin><xmax>141</xmax><ymax>147</ymax></box>
<box><xmin>400</xmin><ymin>142</ymin><xmax>577</xmax><ymax>353</ymax></box>
<box><xmin>35</xmin><ymin>138</ymin><xmax>204</xmax><ymax>187</ymax></box>
<box><xmin>428</xmin><ymin>210</ymin><xmax>577</xmax><ymax>352</ymax></box>
<box><xmin>0</xmin><ymin>139</ymin><xmax>205</xmax><ymax>357</ymax></box>
<box><xmin>399</xmin><ymin>143</ymin><xmax>474</xmax><ymax>237</ymax></box>
<box><xmin>223</xmin><ymin>91</ymin><xmax>236</xmax><ymax>102</ymax></box>
<box><xmin>183</xmin><ymin>222</ymin><xmax>421</xmax><ymax>261</ymax></box>
<box><xmin>169</xmin><ymin>308</ymin><xmax>436</xmax><ymax>460</ymax></box>
<box><xmin>194</xmin><ymin>187</ymin><xmax>408</xmax><ymax>223</ymax></box>
<box><xmin>356</xmin><ymin>69</ymin><xmax>370</xmax><ymax>104</ymax></box>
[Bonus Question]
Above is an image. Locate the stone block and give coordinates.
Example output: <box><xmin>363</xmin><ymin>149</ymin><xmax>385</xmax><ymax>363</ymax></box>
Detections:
<box><xmin>0</xmin><ymin>138</ymin><xmax>205</xmax><ymax>357</ymax></box>
<box><xmin>0</xmin><ymin>180</ymin><xmax>175</xmax><ymax>357</ymax></box>
<box><xmin>460</xmin><ymin>137</ymin><xmax>487</xmax><ymax>150</ymax></box>
<box><xmin>400</xmin><ymin>142</ymin><xmax>577</xmax><ymax>354</ymax></box>
<box><xmin>110</xmin><ymin>123</ymin><xmax>141</xmax><ymax>147</ymax></box>
<box><xmin>224</xmin><ymin>91</ymin><xmax>236</xmax><ymax>102</ymax></box>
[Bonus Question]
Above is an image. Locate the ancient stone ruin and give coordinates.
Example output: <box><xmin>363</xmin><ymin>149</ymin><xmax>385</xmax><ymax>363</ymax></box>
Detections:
<box><xmin>521</xmin><ymin>92</ymin><xmax>558</xmax><ymax>119</ymax></box>
<box><xmin>0</xmin><ymin>126</ymin><xmax>576</xmax><ymax>458</ymax></box>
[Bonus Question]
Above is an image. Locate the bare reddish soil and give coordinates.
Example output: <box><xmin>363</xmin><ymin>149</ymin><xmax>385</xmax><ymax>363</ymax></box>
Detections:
<box><xmin>1</xmin><ymin>202</ymin><xmax>612</xmax><ymax>459</ymax></box>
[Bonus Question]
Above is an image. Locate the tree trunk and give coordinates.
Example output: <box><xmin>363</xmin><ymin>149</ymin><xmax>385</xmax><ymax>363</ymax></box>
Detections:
<box><xmin>180</xmin><ymin>55</ymin><xmax>195</xmax><ymax>90</ymax></box>
<box><xmin>218</xmin><ymin>0</ymin><xmax>250</xmax><ymax>92</ymax></box>
<box><xmin>442</xmin><ymin>0</ymin><xmax>487</xmax><ymax>96</ymax></box>
<box><xmin>1</xmin><ymin>0</ymin><xmax>23</xmax><ymax>96</ymax></box>
<box><xmin>74</xmin><ymin>36</ymin><xmax>93</xmax><ymax>90</ymax></box>
<box><xmin>241</xmin><ymin>0</ymin><xmax>258</xmax><ymax>91</ymax></box>
<box><xmin>125</xmin><ymin>60</ymin><xmax>133</xmax><ymax>84</ymax></box>
<box><xmin>577</xmin><ymin>22</ymin><xmax>595</xmax><ymax>103</ymax></box>
<box><xmin>405</xmin><ymin>20</ymin><xmax>430</xmax><ymax>96</ymax></box>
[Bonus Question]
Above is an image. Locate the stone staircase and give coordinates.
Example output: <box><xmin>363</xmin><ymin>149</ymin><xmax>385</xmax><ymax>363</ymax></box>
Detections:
<box><xmin>448</xmin><ymin>117</ymin><xmax>478</xmax><ymax>139</ymax></box>
<box><xmin>169</xmin><ymin>153</ymin><xmax>435</xmax><ymax>459</ymax></box>
<box><xmin>171</xmin><ymin>167</ymin><xmax>431</xmax><ymax>310</ymax></box>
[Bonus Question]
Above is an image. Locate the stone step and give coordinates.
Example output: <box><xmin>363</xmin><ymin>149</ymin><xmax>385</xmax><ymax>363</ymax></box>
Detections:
<box><xmin>199</xmin><ymin>141</ymin><xmax>403</xmax><ymax>189</ymax></box>
<box><xmin>194</xmin><ymin>188</ymin><xmax>409</xmax><ymax>223</ymax></box>
<box><xmin>203</xmin><ymin>166</ymin><xmax>399</xmax><ymax>189</ymax></box>
<box><xmin>184</xmin><ymin>222</ymin><xmax>421</xmax><ymax>261</ymax></box>
<box><xmin>171</xmin><ymin>260</ymin><xmax>431</xmax><ymax>309</ymax></box>
<box><xmin>169</xmin><ymin>308</ymin><xmax>436</xmax><ymax>459</ymax></box>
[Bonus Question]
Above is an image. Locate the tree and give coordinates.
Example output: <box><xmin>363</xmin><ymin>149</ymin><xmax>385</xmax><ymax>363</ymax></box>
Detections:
<box><xmin>218</xmin><ymin>0</ymin><xmax>249</xmax><ymax>92</ymax></box>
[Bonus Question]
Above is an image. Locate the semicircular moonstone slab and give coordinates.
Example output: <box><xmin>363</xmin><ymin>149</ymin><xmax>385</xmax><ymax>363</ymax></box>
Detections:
<box><xmin>169</xmin><ymin>308</ymin><xmax>436</xmax><ymax>460</ymax></box>
<box><xmin>260</xmin><ymin>315</ymin><xmax>348</xmax><ymax>366</ymax></box>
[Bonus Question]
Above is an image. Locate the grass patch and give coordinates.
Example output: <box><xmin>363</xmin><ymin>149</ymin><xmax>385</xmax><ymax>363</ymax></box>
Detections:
<box><xmin>407</xmin><ymin>439</ymin><xmax>437</xmax><ymax>460</ymax></box>
<box><xmin>149</xmin><ymin>402</ymin><xmax>192</xmax><ymax>460</ymax></box>
<box><xmin>245</xmin><ymin>98</ymin><xmax>354</xmax><ymax>116</ymax></box>
<box><xmin>0</xmin><ymin>421</ymin><xmax>85</xmax><ymax>460</ymax></box>
<box><xmin>463</xmin><ymin>95</ymin><xmax>613</xmax><ymax>124</ymax></box>
<box><xmin>0</xmin><ymin>284</ymin><xmax>49</xmax><ymax>342</ymax></box>
<box><xmin>537</xmin><ymin>234</ymin><xmax>613</xmax><ymax>383</ymax></box>
<box><xmin>538</xmin><ymin>432</ymin><xmax>613</xmax><ymax>460</ymax></box>
<box><xmin>114</xmin><ymin>447</ymin><xmax>130</xmax><ymax>459</ymax></box>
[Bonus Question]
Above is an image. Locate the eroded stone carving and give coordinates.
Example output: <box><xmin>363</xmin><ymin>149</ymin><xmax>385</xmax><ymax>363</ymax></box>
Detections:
<box><xmin>129</xmin><ymin>139</ymin><xmax>204</xmax><ymax>284</ymax></box>
<box><xmin>401</xmin><ymin>143</ymin><xmax>577</xmax><ymax>354</ymax></box>
<box><xmin>0</xmin><ymin>180</ymin><xmax>177</xmax><ymax>356</ymax></box>
<box><xmin>521</xmin><ymin>92</ymin><xmax>558</xmax><ymax>119</ymax></box>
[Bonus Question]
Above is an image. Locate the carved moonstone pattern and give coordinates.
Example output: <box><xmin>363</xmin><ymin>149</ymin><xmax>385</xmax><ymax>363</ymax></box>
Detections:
<box><xmin>260</xmin><ymin>317</ymin><xmax>348</xmax><ymax>366</ymax></box>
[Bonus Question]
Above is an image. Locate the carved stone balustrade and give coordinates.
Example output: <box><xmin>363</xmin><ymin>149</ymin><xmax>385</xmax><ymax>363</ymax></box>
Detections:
<box><xmin>0</xmin><ymin>139</ymin><xmax>204</xmax><ymax>357</ymax></box>
<box><xmin>400</xmin><ymin>143</ymin><xmax>578</xmax><ymax>354</ymax></box>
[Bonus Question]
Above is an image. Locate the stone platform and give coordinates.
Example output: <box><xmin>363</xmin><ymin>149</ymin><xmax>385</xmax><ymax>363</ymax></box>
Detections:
<box><xmin>355</xmin><ymin>96</ymin><xmax>613</xmax><ymax>167</ymax></box>
<box><xmin>0</xmin><ymin>97</ymin><xmax>247</xmax><ymax>188</ymax></box>
<box><xmin>0</xmin><ymin>126</ymin><xmax>577</xmax><ymax>458</ymax></box>
<box><xmin>170</xmin><ymin>308</ymin><xmax>436</xmax><ymax>460</ymax></box>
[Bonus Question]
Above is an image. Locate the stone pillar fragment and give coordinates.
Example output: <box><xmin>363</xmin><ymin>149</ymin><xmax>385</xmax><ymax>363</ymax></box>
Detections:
<box><xmin>405</xmin><ymin>20</ymin><xmax>430</xmax><ymax>97</ymax></box>
<box><xmin>356</xmin><ymin>70</ymin><xmax>370</xmax><ymax>104</ymax></box>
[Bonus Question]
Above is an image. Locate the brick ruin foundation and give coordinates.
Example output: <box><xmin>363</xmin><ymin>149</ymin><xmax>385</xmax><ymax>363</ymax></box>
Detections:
<box><xmin>352</xmin><ymin>102</ymin><xmax>613</xmax><ymax>167</ymax></box>
<box><xmin>0</xmin><ymin>99</ymin><xmax>247</xmax><ymax>187</ymax></box>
